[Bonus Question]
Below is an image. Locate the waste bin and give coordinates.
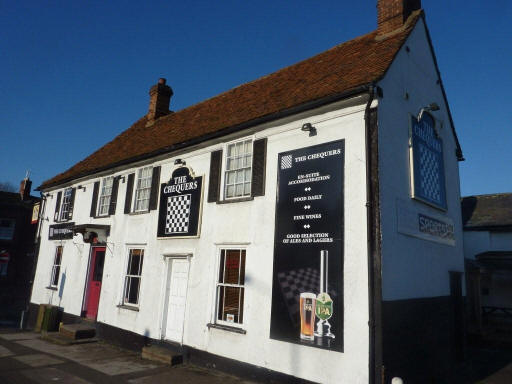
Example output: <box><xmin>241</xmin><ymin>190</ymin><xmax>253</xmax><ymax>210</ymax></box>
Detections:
<box><xmin>35</xmin><ymin>304</ymin><xmax>51</xmax><ymax>332</ymax></box>
<box><xmin>41</xmin><ymin>305</ymin><xmax>60</xmax><ymax>332</ymax></box>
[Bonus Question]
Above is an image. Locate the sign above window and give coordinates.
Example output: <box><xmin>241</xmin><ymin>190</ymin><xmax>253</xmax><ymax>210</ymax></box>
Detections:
<box><xmin>410</xmin><ymin>113</ymin><xmax>447</xmax><ymax>210</ymax></box>
<box><xmin>48</xmin><ymin>222</ymin><xmax>75</xmax><ymax>240</ymax></box>
<box><xmin>157</xmin><ymin>165</ymin><xmax>204</xmax><ymax>238</ymax></box>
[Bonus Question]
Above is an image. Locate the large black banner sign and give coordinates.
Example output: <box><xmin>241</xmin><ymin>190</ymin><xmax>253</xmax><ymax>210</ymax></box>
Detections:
<box><xmin>270</xmin><ymin>140</ymin><xmax>344</xmax><ymax>352</ymax></box>
<box><xmin>157</xmin><ymin>166</ymin><xmax>203</xmax><ymax>238</ymax></box>
<box><xmin>48</xmin><ymin>222</ymin><xmax>75</xmax><ymax>240</ymax></box>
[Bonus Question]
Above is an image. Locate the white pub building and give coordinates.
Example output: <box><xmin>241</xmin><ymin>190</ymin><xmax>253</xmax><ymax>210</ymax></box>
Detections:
<box><xmin>30</xmin><ymin>1</ymin><xmax>466</xmax><ymax>383</ymax></box>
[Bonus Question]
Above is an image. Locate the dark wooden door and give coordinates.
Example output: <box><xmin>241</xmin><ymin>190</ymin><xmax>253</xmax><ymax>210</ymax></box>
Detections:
<box><xmin>85</xmin><ymin>247</ymin><xmax>105</xmax><ymax>319</ymax></box>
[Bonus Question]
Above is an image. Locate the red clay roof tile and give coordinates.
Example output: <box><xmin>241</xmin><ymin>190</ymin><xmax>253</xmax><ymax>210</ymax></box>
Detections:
<box><xmin>41</xmin><ymin>12</ymin><xmax>421</xmax><ymax>190</ymax></box>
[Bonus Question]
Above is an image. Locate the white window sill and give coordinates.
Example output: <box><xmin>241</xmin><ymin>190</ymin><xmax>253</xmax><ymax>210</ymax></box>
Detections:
<box><xmin>128</xmin><ymin>210</ymin><xmax>150</xmax><ymax>216</ymax></box>
<box><xmin>216</xmin><ymin>196</ymin><xmax>254</xmax><ymax>205</ymax></box>
<box><xmin>117</xmin><ymin>304</ymin><xmax>139</xmax><ymax>312</ymax></box>
<box><xmin>207</xmin><ymin>323</ymin><xmax>246</xmax><ymax>334</ymax></box>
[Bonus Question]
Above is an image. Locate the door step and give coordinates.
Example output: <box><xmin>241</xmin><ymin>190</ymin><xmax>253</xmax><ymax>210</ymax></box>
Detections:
<box><xmin>41</xmin><ymin>322</ymin><xmax>98</xmax><ymax>345</ymax></box>
<box><xmin>142</xmin><ymin>345</ymin><xmax>183</xmax><ymax>365</ymax></box>
<box><xmin>41</xmin><ymin>331</ymin><xmax>98</xmax><ymax>345</ymax></box>
<box><xmin>59</xmin><ymin>323</ymin><xmax>96</xmax><ymax>340</ymax></box>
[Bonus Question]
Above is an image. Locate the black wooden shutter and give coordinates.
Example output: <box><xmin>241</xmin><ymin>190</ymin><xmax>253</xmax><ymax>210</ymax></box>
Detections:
<box><xmin>251</xmin><ymin>138</ymin><xmax>267</xmax><ymax>197</ymax></box>
<box><xmin>108</xmin><ymin>176</ymin><xmax>120</xmax><ymax>216</ymax></box>
<box><xmin>208</xmin><ymin>150</ymin><xmax>223</xmax><ymax>202</ymax></box>
<box><xmin>124</xmin><ymin>173</ymin><xmax>135</xmax><ymax>214</ymax></box>
<box><xmin>90</xmin><ymin>181</ymin><xmax>100</xmax><ymax>218</ymax></box>
<box><xmin>149</xmin><ymin>166</ymin><xmax>161</xmax><ymax>211</ymax></box>
<box><xmin>67</xmin><ymin>188</ymin><xmax>76</xmax><ymax>220</ymax></box>
<box><xmin>54</xmin><ymin>191</ymin><xmax>62</xmax><ymax>221</ymax></box>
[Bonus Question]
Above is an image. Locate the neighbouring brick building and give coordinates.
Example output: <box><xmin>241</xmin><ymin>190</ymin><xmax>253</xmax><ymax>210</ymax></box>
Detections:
<box><xmin>29</xmin><ymin>1</ymin><xmax>466</xmax><ymax>383</ymax></box>
<box><xmin>0</xmin><ymin>178</ymin><xmax>40</xmax><ymax>325</ymax></box>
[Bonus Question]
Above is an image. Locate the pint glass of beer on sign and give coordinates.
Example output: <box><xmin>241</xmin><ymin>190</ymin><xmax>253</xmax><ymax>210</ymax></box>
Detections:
<box><xmin>300</xmin><ymin>292</ymin><xmax>316</xmax><ymax>340</ymax></box>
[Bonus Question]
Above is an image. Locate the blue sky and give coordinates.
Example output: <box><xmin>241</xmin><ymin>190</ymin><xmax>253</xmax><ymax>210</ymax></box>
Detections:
<box><xmin>1</xmin><ymin>0</ymin><xmax>511</xmax><ymax>196</ymax></box>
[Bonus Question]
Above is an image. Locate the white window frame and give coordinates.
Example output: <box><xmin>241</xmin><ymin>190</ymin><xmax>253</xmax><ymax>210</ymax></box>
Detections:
<box><xmin>214</xmin><ymin>247</ymin><xmax>247</xmax><ymax>327</ymax></box>
<box><xmin>222</xmin><ymin>138</ymin><xmax>253</xmax><ymax>200</ymax></box>
<box><xmin>50</xmin><ymin>245</ymin><xmax>63</xmax><ymax>288</ymax></box>
<box><xmin>122</xmin><ymin>248</ymin><xmax>144</xmax><ymax>307</ymax></box>
<box><xmin>133</xmin><ymin>166</ymin><xmax>153</xmax><ymax>212</ymax></box>
<box><xmin>59</xmin><ymin>188</ymin><xmax>73</xmax><ymax>221</ymax></box>
<box><xmin>97</xmin><ymin>176</ymin><xmax>114</xmax><ymax>217</ymax></box>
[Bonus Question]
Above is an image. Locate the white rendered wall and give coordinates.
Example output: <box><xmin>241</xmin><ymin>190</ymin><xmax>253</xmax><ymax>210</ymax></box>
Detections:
<box><xmin>377</xmin><ymin>18</ymin><xmax>465</xmax><ymax>301</ymax></box>
<box><xmin>464</xmin><ymin>230</ymin><xmax>512</xmax><ymax>260</ymax></box>
<box><xmin>31</xmin><ymin>98</ymin><xmax>370</xmax><ymax>384</ymax></box>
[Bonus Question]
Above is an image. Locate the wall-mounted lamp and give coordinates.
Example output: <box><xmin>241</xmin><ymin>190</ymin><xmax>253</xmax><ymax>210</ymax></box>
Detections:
<box><xmin>417</xmin><ymin>102</ymin><xmax>440</xmax><ymax>121</ymax></box>
<box><xmin>301</xmin><ymin>123</ymin><xmax>317</xmax><ymax>137</ymax></box>
<box><xmin>78</xmin><ymin>185</ymin><xmax>86</xmax><ymax>192</ymax></box>
<box><xmin>119</xmin><ymin>176</ymin><xmax>126</xmax><ymax>183</ymax></box>
<box><xmin>174</xmin><ymin>159</ymin><xmax>186</xmax><ymax>166</ymax></box>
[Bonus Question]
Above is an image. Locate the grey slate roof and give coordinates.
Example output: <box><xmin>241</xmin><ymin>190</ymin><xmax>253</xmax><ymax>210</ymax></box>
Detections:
<box><xmin>461</xmin><ymin>193</ymin><xmax>512</xmax><ymax>230</ymax></box>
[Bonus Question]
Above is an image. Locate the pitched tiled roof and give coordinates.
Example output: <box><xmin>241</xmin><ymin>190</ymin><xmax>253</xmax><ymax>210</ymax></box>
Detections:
<box><xmin>461</xmin><ymin>193</ymin><xmax>512</xmax><ymax>229</ymax></box>
<box><xmin>41</xmin><ymin>12</ymin><xmax>422</xmax><ymax>190</ymax></box>
<box><xmin>0</xmin><ymin>191</ymin><xmax>40</xmax><ymax>207</ymax></box>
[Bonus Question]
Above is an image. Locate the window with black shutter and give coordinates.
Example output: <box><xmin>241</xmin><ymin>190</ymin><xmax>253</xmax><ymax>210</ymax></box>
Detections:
<box><xmin>90</xmin><ymin>181</ymin><xmax>100</xmax><ymax>218</ymax></box>
<box><xmin>67</xmin><ymin>188</ymin><xmax>76</xmax><ymax>220</ymax></box>
<box><xmin>108</xmin><ymin>176</ymin><xmax>120</xmax><ymax>215</ymax></box>
<box><xmin>123</xmin><ymin>165</ymin><xmax>160</xmax><ymax>214</ymax></box>
<box><xmin>208</xmin><ymin>150</ymin><xmax>222</xmax><ymax>203</ymax></box>
<box><xmin>148</xmin><ymin>166</ymin><xmax>161</xmax><ymax>211</ymax></box>
<box><xmin>54</xmin><ymin>191</ymin><xmax>62</xmax><ymax>221</ymax></box>
<box><xmin>55</xmin><ymin>188</ymin><xmax>74</xmax><ymax>222</ymax></box>
<box><xmin>208</xmin><ymin>137</ymin><xmax>267</xmax><ymax>203</ymax></box>
<box><xmin>124</xmin><ymin>173</ymin><xmax>135</xmax><ymax>214</ymax></box>
<box><xmin>97</xmin><ymin>176</ymin><xmax>114</xmax><ymax>216</ymax></box>
<box><xmin>251</xmin><ymin>138</ymin><xmax>267</xmax><ymax>197</ymax></box>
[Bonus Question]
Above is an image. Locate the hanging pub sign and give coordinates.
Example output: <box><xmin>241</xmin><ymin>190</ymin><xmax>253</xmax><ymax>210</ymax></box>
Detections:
<box><xmin>157</xmin><ymin>165</ymin><xmax>204</xmax><ymax>238</ymax></box>
<box><xmin>32</xmin><ymin>203</ymin><xmax>40</xmax><ymax>224</ymax></box>
<box><xmin>48</xmin><ymin>222</ymin><xmax>75</xmax><ymax>240</ymax></box>
<box><xmin>410</xmin><ymin>112</ymin><xmax>447</xmax><ymax>209</ymax></box>
<box><xmin>270</xmin><ymin>140</ymin><xmax>344</xmax><ymax>352</ymax></box>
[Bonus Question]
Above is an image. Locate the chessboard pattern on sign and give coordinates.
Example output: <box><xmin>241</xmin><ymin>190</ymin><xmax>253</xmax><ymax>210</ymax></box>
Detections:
<box><xmin>165</xmin><ymin>194</ymin><xmax>191</xmax><ymax>234</ymax></box>
<box><xmin>281</xmin><ymin>155</ymin><xmax>293</xmax><ymax>170</ymax></box>
<box><xmin>277</xmin><ymin>268</ymin><xmax>338</xmax><ymax>327</ymax></box>
<box><xmin>418</xmin><ymin>143</ymin><xmax>441</xmax><ymax>204</ymax></box>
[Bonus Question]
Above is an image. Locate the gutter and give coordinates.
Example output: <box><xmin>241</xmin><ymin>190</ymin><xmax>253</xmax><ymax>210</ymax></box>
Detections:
<box><xmin>364</xmin><ymin>85</ymin><xmax>383</xmax><ymax>384</ymax></box>
<box><xmin>38</xmin><ymin>85</ymin><xmax>372</xmax><ymax>191</ymax></box>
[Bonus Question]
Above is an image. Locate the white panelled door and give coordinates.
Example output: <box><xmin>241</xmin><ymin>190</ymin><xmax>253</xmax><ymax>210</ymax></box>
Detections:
<box><xmin>164</xmin><ymin>258</ymin><xmax>190</xmax><ymax>343</ymax></box>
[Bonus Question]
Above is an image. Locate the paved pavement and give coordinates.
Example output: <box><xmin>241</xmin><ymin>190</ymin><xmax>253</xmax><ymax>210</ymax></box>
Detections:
<box><xmin>447</xmin><ymin>345</ymin><xmax>512</xmax><ymax>384</ymax></box>
<box><xmin>2</xmin><ymin>328</ymin><xmax>512</xmax><ymax>383</ymax></box>
<box><xmin>0</xmin><ymin>329</ymin><xmax>255</xmax><ymax>384</ymax></box>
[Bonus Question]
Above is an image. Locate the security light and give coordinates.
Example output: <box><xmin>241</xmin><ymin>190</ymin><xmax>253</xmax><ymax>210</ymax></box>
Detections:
<box><xmin>301</xmin><ymin>123</ymin><xmax>317</xmax><ymax>137</ymax></box>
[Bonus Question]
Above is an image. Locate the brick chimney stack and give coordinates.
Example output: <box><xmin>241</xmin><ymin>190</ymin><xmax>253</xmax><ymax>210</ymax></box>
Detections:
<box><xmin>147</xmin><ymin>78</ymin><xmax>173</xmax><ymax>124</ymax></box>
<box><xmin>19</xmin><ymin>177</ymin><xmax>32</xmax><ymax>201</ymax></box>
<box><xmin>377</xmin><ymin>0</ymin><xmax>421</xmax><ymax>35</ymax></box>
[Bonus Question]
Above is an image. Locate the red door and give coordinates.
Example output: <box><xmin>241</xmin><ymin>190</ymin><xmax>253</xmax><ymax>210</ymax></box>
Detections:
<box><xmin>85</xmin><ymin>247</ymin><xmax>105</xmax><ymax>319</ymax></box>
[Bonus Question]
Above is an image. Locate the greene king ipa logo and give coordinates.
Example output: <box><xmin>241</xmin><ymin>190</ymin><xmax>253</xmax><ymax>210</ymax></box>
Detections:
<box><xmin>315</xmin><ymin>292</ymin><xmax>333</xmax><ymax>321</ymax></box>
